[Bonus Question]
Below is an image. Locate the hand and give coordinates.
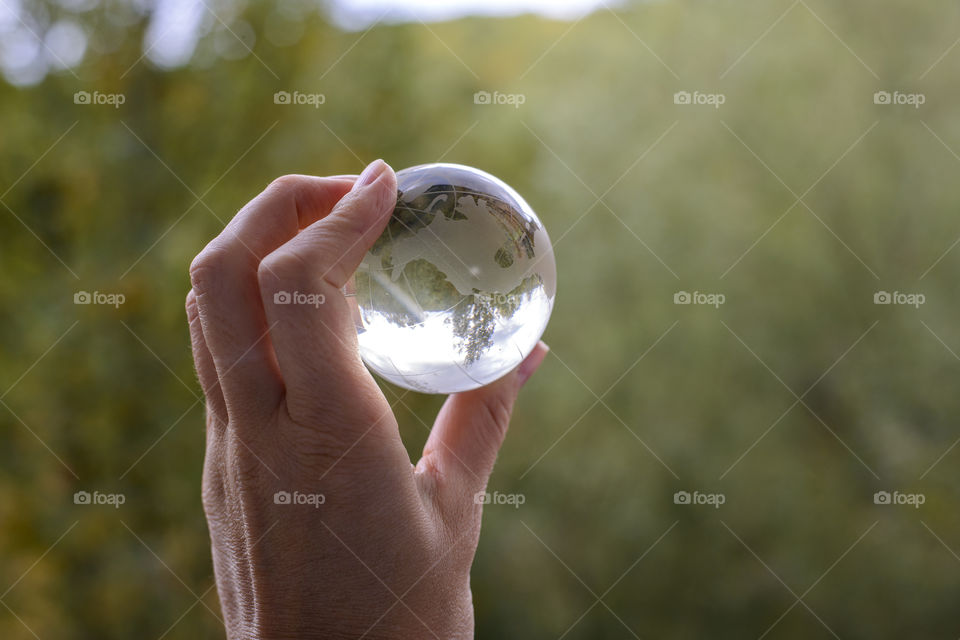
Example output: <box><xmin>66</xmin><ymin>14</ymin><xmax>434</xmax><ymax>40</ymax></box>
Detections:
<box><xmin>185</xmin><ymin>160</ymin><xmax>548</xmax><ymax>640</ymax></box>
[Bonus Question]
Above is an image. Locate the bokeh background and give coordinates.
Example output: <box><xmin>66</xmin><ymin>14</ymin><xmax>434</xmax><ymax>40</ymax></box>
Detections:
<box><xmin>2</xmin><ymin>0</ymin><xmax>960</xmax><ymax>637</ymax></box>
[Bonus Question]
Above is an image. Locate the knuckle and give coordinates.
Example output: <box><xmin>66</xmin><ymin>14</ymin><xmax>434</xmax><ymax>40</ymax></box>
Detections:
<box><xmin>479</xmin><ymin>394</ymin><xmax>513</xmax><ymax>438</ymax></box>
<box><xmin>464</xmin><ymin>395</ymin><xmax>514</xmax><ymax>468</ymax></box>
<box><xmin>189</xmin><ymin>243</ymin><xmax>230</xmax><ymax>295</ymax></box>
<box><xmin>282</xmin><ymin>397</ymin><xmax>349</xmax><ymax>442</ymax></box>
<box><xmin>267</xmin><ymin>174</ymin><xmax>309</xmax><ymax>197</ymax></box>
<box><xmin>257</xmin><ymin>249</ymin><xmax>308</xmax><ymax>291</ymax></box>
<box><xmin>264</xmin><ymin>174</ymin><xmax>333</xmax><ymax>228</ymax></box>
<box><xmin>280</xmin><ymin>400</ymin><xmax>392</xmax><ymax>467</ymax></box>
<box><xmin>279</xmin><ymin>425</ymin><xmax>347</xmax><ymax>470</ymax></box>
<box><xmin>265</xmin><ymin>175</ymin><xmax>311</xmax><ymax>216</ymax></box>
<box><xmin>185</xmin><ymin>289</ymin><xmax>199</xmax><ymax>322</ymax></box>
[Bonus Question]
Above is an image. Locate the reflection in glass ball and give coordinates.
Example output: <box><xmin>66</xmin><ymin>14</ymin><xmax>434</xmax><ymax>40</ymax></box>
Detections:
<box><xmin>351</xmin><ymin>163</ymin><xmax>557</xmax><ymax>394</ymax></box>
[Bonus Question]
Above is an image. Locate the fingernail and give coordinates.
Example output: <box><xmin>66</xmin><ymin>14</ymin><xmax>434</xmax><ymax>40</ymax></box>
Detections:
<box><xmin>354</xmin><ymin>159</ymin><xmax>388</xmax><ymax>189</ymax></box>
<box><xmin>517</xmin><ymin>341</ymin><xmax>549</xmax><ymax>387</ymax></box>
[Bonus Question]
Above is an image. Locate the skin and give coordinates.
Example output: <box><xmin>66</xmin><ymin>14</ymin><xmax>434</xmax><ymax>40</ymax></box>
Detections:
<box><xmin>185</xmin><ymin>159</ymin><xmax>549</xmax><ymax>639</ymax></box>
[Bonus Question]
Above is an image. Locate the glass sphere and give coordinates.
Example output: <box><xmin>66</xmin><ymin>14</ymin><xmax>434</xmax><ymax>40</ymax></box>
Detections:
<box><xmin>352</xmin><ymin>163</ymin><xmax>556</xmax><ymax>394</ymax></box>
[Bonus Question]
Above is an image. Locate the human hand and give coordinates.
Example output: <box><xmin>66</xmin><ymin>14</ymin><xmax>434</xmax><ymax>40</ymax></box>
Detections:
<box><xmin>186</xmin><ymin>160</ymin><xmax>548</xmax><ymax>639</ymax></box>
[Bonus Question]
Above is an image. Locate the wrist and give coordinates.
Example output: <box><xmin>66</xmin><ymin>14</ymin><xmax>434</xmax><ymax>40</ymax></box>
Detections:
<box><xmin>228</xmin><ymin>595</ymin><xmax>474</xmax><ymax>640</ymax></box>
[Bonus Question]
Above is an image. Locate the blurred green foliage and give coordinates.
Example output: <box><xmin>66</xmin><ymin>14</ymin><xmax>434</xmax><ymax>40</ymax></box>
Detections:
<box><xmin>2</xmin><ymin>0</ymin><xmax>960</xmax><ymax>638</ymax></box>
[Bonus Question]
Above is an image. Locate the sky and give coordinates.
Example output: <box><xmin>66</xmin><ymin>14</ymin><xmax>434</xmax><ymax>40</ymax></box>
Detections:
<box><xmin>0</xmin><ymin>0</ymin><xmax>619</xmax><ymax>85</ymax></box>
<box><xmin>327</xmin><ymin>0</ymin><xmax>618</xmax><ymax>29</ymax></box>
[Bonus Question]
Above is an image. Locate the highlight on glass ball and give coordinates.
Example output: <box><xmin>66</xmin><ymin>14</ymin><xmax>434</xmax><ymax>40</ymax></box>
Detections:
<box><xmin>350</xmin><ymin>163</ymin><xmax>557</xmax><ymax>394</ymax></box>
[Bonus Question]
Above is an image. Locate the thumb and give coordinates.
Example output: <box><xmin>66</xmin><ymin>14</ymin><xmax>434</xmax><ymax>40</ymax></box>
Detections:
<box><xmin>257</xmin><ymin>160</ymin><xmax>399</xmax><ymax>403</ymax></box>
<box><xmin>297</xmin><ymin>158</ymin><xmax>398</xmax><ymax>289</ymax></box>
<box><xmin>421</xmin><ymin>342</ymin><xmax>549</xmax><ymax>498</ymax></box>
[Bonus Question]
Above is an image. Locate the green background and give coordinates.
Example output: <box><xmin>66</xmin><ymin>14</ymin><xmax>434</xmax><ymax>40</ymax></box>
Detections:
<box><xmin>2</xmin><ymin>0</ymin><xmax>959</xmax><ymax>637</ymax></box>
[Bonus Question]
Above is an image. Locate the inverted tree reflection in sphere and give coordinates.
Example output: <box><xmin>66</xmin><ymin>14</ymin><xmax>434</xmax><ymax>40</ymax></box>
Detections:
<box><xmin>353</xmin><ymin>163</ymin><xmax>557</xmax><ymax>394</ymax></box>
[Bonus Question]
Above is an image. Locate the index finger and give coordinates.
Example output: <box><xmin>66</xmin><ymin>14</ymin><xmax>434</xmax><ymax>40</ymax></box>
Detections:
<box><xmin>189</xmin><ymin>175</ymin><xmax>357</xmax><ymax>420</ymax></box>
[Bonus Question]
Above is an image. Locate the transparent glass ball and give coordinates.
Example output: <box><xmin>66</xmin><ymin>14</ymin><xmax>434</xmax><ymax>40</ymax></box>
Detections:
<box><xmin>351</xmin><ymin>163</ymin><xmax>557</xmax><ymax>394</ymax></box>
